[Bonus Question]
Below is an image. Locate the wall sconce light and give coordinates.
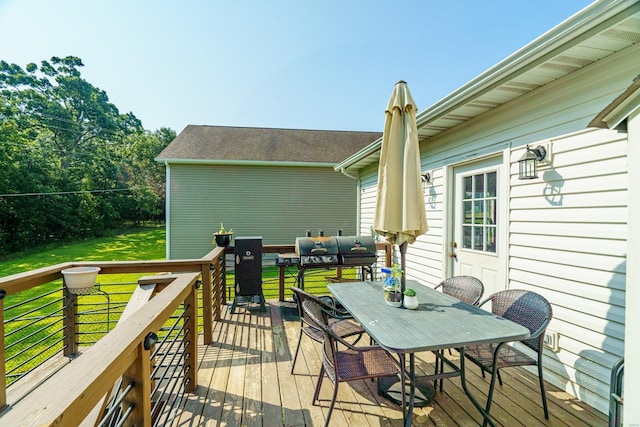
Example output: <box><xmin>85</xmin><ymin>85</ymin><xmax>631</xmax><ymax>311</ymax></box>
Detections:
<box><xmin>421</xmin><ymin>171</ymin><xmax>431</xmax><ymax>184</ymax></box>
<box><xmin>518</xmin><ymin>145</ymin><xmax>547</xmax><ymax>180</ymax></box>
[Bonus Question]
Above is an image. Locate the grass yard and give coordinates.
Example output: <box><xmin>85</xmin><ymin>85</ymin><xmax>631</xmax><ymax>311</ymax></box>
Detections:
<box><xmin>1</xmin><ymin>225</ymin><xmax>168</xmax><ymax>385</ymax></box>
<box><xmin>0</xmin><ymin>225</ymin><xmax>167</xmax><ymax>277</ymax></box>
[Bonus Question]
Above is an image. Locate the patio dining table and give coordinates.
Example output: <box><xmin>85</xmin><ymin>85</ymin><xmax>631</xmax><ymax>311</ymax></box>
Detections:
<box><xmin>327</xmin><ymin>280</ymin><xmax>530</xmax><ymax>427</ymax></box>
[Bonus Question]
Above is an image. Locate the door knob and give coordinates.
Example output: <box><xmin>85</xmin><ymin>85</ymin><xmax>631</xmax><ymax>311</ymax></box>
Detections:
<box><xmin>449</xmin><ymin>252</ymin><xmax>457</xmax><ymax>258</ymax></box>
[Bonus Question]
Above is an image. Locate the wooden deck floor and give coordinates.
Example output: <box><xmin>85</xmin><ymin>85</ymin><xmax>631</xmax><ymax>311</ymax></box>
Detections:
<box><xmin>174</xmin><ymin>300</ymin><xmax>607</xmax><ymax>427</ymax></box>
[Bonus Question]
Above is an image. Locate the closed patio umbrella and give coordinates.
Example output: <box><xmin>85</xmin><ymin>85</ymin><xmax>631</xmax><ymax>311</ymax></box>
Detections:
<box><xmin>373</xmin><ymin>80</ymin><xmax>428</xmax><ymax>292</ymax></box>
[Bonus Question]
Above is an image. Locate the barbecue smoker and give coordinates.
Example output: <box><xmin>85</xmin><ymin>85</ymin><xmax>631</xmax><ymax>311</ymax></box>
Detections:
<box><xmin>294</xmin><ymin>233</ymin><xmax>377</xmax><ymax>287</ymax></box>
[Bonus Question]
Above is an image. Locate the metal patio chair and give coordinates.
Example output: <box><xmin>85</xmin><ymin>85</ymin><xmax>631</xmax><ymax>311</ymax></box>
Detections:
<box><xmin>290</xmin><ymin>286</ymin><xmax>365</xmax><ymax>374</ymax></box>
<box><xmin>463</xmin><ymin>289</ymin><xmax>553</xmax><ymax>423</ymax></box>
<box><xmin>302</xmin><ymin>299</ymin><xmax>402</xmax><ymax>427</ymax></box>
<box><xmin>433</xmin><ymin>276</ymin><xmax>484</xmax><ymax>390</ymax></box>
<box><xmin>434</xmin><ymin>275</ymin><xmax>484</xmax><ymax>306</ymax></box>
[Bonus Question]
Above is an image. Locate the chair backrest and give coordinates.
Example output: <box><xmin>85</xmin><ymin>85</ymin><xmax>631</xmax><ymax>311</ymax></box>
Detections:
<box><xmin>481</xmin><ymin>289</ymin><xmax>553</xmax><ymax>353</ymax></box>
<box><xmin>435</xmin><ymin>276</ymin><xmax>484</xmax><ymax>306</ymax></box>
<box><xmin>302</xmin><ymin>299</ymin><xmax>337</xmax><ymax>378</ymax></box>
<box><xmin>291</xmin><ymin>286</ymin><xmax>321</xmax><ymax>329</ymax></box>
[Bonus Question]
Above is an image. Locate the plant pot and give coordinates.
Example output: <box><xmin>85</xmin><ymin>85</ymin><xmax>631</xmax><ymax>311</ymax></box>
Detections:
<box><xmin>61</xmin><ymin>266</ymin><xmax>101</xmax><ymax>294</ymax></box>
<box><xmin>384</xmin><ymin>290</ymin><xmax>403</xmax><ymax>308</ymax></box>
<box><xmin>214</xmin><ymin>233</ymin><xmax>233</xmax><ymax>247</ymax></box>
<box><xmin>403</xmin><ymin>295</ymin><xmax>419</xmax><ymax>310</ymax></box>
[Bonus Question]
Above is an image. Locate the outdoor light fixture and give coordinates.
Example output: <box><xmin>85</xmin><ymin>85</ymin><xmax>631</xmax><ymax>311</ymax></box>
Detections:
<box><xmin>518</xmin><ymin>145</ymin><xmax>547</xmax><ymax>180</ymax></box>
<box><xmin>421</xmin><ymin>171</ymin><xmax>431</xmax><ymax>183</ymax></box>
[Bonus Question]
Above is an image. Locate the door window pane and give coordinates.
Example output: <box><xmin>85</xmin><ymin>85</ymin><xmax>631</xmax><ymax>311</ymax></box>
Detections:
<box><xmin>486</xmin><ymin>227</ymin><xmax>496</xmax><ymax>253</ymax></box>
<box><xmin>463</xmin><ymin>201</ymin><xmax>472</xmax><ymax>225</ymax></box>
<box><xmin>474</xmin><ymin>175</ymin><xmax>484</xmax><ymax>198</ymax></box>
<box><xmin>464</xmin><ymin>176</ymin><xmax>472</xmax><ymax>199</ymax></box>
<box><xmin>473</xmin><ymin>201</ymin><xmax>484</xmax><ymax>224</ymax></box>
<box><xmin>487</xmin><ymin>171</ymin><xmax>497</xmax><ymax>197</ymax></box>
<box><xmin>463</xmin><ymin>226</ymin><xmax>471</xmax><ymax>249</ymax></box>
<box><xmin>473</xmin><ymin>227</ymin><xmax>484</xmax><ymax>250</ymax></box>
<box><xmin>486</xmin><ymin>199</ymin><xmax>496</xmax><ymax>225</ymax></box>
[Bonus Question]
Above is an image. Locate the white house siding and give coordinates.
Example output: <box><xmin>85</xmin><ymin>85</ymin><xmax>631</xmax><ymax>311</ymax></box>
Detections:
<box><xmin>168</xmin><ymin>163</ymin><xmax>360</xmax><ymax>259</ymax></box>
<box><xmin>624</xmin><ymin>108</ymin><xmax>640</xmax><ymax>425</ymax></box>
<box><xmin>355</xmin><ymin>42</ymin><xmax>637</xmax><ymax>414</ymax></box>
<box><xmin>508</xmin><ymin>129</ymin><xmax>626</xmax><ymax>414</ymax></box>
<box><xmin>358</xmin><ymin>168</ymin><xmax>378</xmax><ymax>238</ymax></box>
<box><xmin>358</xmin><ymin>162</ymin><xmax>446</xmax><ymax>286</ymax></box>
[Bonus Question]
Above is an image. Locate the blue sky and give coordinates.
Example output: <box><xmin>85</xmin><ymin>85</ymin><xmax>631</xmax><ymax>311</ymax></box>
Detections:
<box><xmin>0</xmin><ymin>1</ymin><xmax>595</xmax><ymax>133</ymax></box>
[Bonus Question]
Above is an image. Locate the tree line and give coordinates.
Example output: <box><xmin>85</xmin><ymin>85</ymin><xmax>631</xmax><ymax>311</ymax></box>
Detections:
<box><xmin>0</xmin><ymin>56</ymin><xmax>174</xmax><ymax>257</ymax></box>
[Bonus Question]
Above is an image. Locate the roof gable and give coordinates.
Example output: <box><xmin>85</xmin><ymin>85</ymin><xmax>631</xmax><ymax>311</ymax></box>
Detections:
<box><xmin>156</xmin><ymin>125</ymin><xmax>381</xmax><ymax>165</ymax></box>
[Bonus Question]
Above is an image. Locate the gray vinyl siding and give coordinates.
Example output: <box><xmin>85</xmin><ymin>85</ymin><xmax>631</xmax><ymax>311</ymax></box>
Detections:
<box><xmin>355</xmin><ymin>42</ymin><xmax>637</xmax><ymax>414</ymax></box>
<box><xmin>167</xmin><ymin>163</ymin><xmax>359</xmax><ymax>259</ymax></box>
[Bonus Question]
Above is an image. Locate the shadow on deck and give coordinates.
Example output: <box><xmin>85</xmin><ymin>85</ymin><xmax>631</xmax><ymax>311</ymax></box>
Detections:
<box><xmin>174</xmin><ymin>300</ymin><xmax>607</xmax><ymax>427</ymax></box>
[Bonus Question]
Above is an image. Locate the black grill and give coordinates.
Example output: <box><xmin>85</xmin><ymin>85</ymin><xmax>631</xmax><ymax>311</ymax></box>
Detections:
<box><xmin>294</xmin><ymin>234</ymin><xmax>377</xmax><ymax>288</ymax></box>
<box><xmin>335</xmin><ymin>236</ymin><xmax>377</xmax><ymax>266</ymax></box>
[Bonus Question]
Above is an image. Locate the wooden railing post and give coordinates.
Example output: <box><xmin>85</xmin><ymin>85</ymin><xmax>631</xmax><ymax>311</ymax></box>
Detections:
<box><xmin>62</xmin><ymin>287</ymin><xmax>79</xmax><ymax>357</ymax></box>
<box><xmin>377</xmin><ymin>242</ymin><xmax>393</xmax><ymax>267</ymax></box>
<box><xmin>184</xmin><ymin>284</ymin><xmax>198</xmax><ymax>392</ymax></box>
<box><xmin>201</xmin><ymin>262</ymin><xmax>213</xmax><ymax>345</ymax></box>
<box><xmin>122</xmin><ymin>339</ymin><xmax>153</xmax><ymax>427</ymax></box>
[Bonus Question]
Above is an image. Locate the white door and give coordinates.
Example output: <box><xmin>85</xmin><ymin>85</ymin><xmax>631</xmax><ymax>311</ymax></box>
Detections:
<box><xmin>451</xmin><ymin>157</ymin><xmax>505</xmax><ymax>297</ymax></box>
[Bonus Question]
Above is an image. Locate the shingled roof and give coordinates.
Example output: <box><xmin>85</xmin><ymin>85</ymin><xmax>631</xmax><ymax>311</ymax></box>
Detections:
<box><xmin>156</xmin><ymin>125</ymin><xmax>381</xmax><ymax>165</ymax></box>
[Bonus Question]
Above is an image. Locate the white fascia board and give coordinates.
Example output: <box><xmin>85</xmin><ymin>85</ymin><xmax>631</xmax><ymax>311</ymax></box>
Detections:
<box><xmin>155</xmin><ymin>158</ymin><xmax>336</xmax><ymax>168</ymax></box>
<box><xmin>334</xmin><ymin>137</ymin><xmax>383</xmax><ymax>172</ymax></box>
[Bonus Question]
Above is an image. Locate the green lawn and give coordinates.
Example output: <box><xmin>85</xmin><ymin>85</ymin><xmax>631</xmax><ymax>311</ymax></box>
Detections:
<box><xmin>0</xmin><ymin>225</ymin><xmax>166</xmax><ymax>277</ymax></box>
<box><xmin>1</xmin><ymin>225</ymin><xmax>168</xmax><ymax>385</ymax></box>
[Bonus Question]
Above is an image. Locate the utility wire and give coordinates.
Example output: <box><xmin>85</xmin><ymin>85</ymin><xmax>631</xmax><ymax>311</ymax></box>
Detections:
<box><xmin>0</xmin><ymin>188</ymin><xmax>135</xmax><ymax>198</ymax></box>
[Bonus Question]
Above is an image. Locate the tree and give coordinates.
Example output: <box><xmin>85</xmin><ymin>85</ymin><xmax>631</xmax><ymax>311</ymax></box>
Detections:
<box><xmin>0</xmin><ymin>56</ymin><xmax>171</xmax><ymax>256</ymax></box>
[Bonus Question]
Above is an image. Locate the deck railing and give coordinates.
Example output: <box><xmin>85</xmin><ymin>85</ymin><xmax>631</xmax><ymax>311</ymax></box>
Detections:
<box><xmin>0</xmin><ymin>247</ymin><xmax>225</xmax><ymax>424</ymax></box>
<box><xmin>0</xmin><ymin>242</ymin><xmax>391</xmax><ymax>426</ymax></box>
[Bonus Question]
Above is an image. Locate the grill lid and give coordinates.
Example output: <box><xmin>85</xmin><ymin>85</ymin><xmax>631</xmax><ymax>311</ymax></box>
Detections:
<box><xmin>295</xmin><ymin>236</ymin><xmax>339</xmax><ymax>256</ymax></box>
<box><xmin>295</xmin><ymin>236</ymin><xmax>339</xmax><ymax>266</ymax></box>
<box><xmin>335</xmin><ymin>236</ymin><xmax>377</xmax><ymax>265</ymax></box>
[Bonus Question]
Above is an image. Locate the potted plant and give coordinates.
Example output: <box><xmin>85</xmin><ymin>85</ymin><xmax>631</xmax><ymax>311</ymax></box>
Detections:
<box><xmin>403</xmin><ymin>288</ymin><xmax>419</xmax><ymax>310</ymax></box>
<box><xmin>382</xmin><ymin>265</ymin><xmax>403</xmax><ymax>307</ymax></box>
<box><xmin>212</xmin><ymin>223</ymin><xmax>233</xmax><ymax>247</ymax></box>
<box><xmin>61</xmin><ymin>266</ymin><xmax>101</xmax><ymax>294</ymax></box>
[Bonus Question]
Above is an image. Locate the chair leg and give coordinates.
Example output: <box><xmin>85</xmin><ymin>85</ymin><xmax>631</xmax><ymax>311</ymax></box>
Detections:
<box><xmin>439</xmin><ymin>351</ymin><xmax>445</xmax><ymax>392</ymax></box>
<box><xmin>324</xmin><ymin>381</ymin><xmax>339</xmax><ymax>427</ymax></box>
<box><xmin>433</xmin><ymin>351</ymin><xmax>439</xmax><ymax>389</ymax></box>
<box><xmin>291</xmin><ymin>330</ymin><xmax>303</xmax><ymax>374</ymax></box>
<box><xmin>538</xmin><ymin>363</ymin><xmax>549</xmax><ymax>419</ymax></box>
<box><xmin>313</xmin><ymin>365</ymin><xmax>326</xmax><ymax>406</ymax></box>
<box><xmin>496</xmin><ymin>369</ymin><xmax>503</xmax><ymax>386</ymax></box>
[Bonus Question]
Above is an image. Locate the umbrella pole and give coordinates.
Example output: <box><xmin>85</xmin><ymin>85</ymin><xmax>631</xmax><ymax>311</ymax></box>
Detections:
<box><xmin>399</xmin><ymin>241</ymin><xmax>408</xmax><ymax>293</ymax></box>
